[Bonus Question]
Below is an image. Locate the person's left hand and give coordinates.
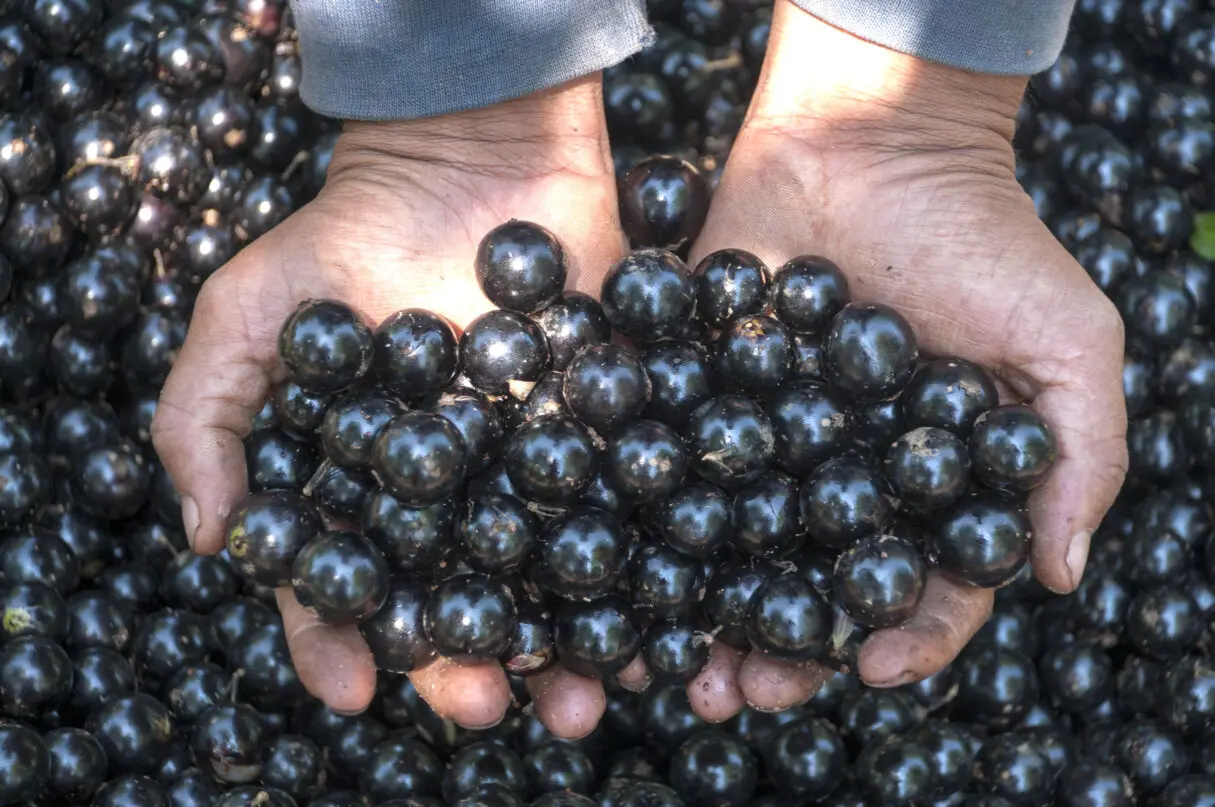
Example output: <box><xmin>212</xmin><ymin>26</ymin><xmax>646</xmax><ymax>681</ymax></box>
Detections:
<box><xmin>674</xmin><ymin>0</ymin><xmax>1128</xmax><ymax>720</ymax></box>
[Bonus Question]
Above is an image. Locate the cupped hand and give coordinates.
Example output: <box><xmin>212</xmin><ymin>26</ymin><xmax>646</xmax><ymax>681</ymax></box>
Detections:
<box><xmin>681</xmin><ymin>1</ymin><xmax>1128</xmax><ymax>708</ymax></box>
<box><xmin>152</xmin><ymin>76</ymin><xmax>638</xmax><ymax>737</ymax></box>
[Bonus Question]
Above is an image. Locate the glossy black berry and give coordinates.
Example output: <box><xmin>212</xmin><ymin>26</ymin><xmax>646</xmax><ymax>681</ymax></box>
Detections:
<box><xmin>278</xmin><ymin>299</ymin><xmax>374</xmax><ymax>393</ymax></box>
<box><xmin>885</xmin><ymin>426</ymin><xmax>972</xmax><ymax>510</ymax></box>
<box><xmin>563</xmin><ymin>344</ymin><xmax>651</xmax><ymax>433</ymax></box>
<box><xmin>456</xmin><ymin>493</ymin><xmax>539</xmax><ymax>574</ymax></box>
<box><xmin>321</xmin><ymin>390</ymin><xmax>404</xmax><ymax>470</ymax></box>
<box><xmin>530</xmin><ymin>292</ymin><xmax>611</xmax><ymax>371</ymax></box>
<box><xmin>644</xmin><ymin>620</ymin><xmax>710</xmax><ymax>682</ymax></box>
<box><xmin>930</xmin><ymin>493</ymin><xmax>1032</xmax><ymax>588</ymax></box>
<box><xmin>0</xmin><ymin>722</ymin><xmax>49</xmax><ymax>804</ymax></box>
<box><xmin>86</xmin><ymin>693</ymin><xmax>173</xmax><ymax>776</ymax></box>
<box><xmin>642</xmin><ymin>340</ymin><xmax>716</xmax><ymax>426</ymax></box>
<box><xmin>693</xmin><ymin>248</ymin><xmax>770</xmax><ymax>328</ymax></box>
<box><xmin>554</xmin><ymin>594</ymin><xmax>641</xmax><ymax>678</ymax></box>
<box><xmin>629</xmin><ymin>540</ymin><xmax>703</xmax><ymax>619</ymax></box>
<box><xmin>533</xmin><ymin>507</ymin><xmax>628</xmax><ymax>601</ymax></box>
<box><xmin>423</xmin><ymin>573</ymin><xmax>517</xmax><ymax>659</ymax></box>
<box><xmin>650</xmin><ymin>480</ymin><xmax>733</xmax><ymax>558</ymax></box>
<box><xmin>225</xmin><ymin>490</ymin><xmax>322</xmax><ymax>588</ymax></box>
<box><xmin>766</xmin><ymin>383</ymin><xmax>852</xmax><ymax>475</ymax></box>
<box><xmin>714</xmin><ymin>314</ymin><xmax>794</xmax><ymax>390</ymax></box>
<box><xmin>246</xmin><ymin>428</ymin><xmax>319</xmax><ymax>494</ymax></box>
<box><xmin>762</xmin><ymin>717</ymin><xmax>848</xmax><ymax>800</ymax></box>
<box><xmin>669</xmin><ymin>730</ymin><xmax>757</xmax><ymax>806</ymax></box>
<box><xmin>605</xmin><ymin>418</ymin><xmax>688</xmax><ymax>502</ymax></box>
<box><xmin>601</xmin><ymin>248</ymin><xmax>695</xmax><ymax>342</ymax></box>
<box><xmin>372</xmin><ymin>411</ymin><xmax>467</xmax><ymax>507</ymax></box>
<box><xmin>291</xmin><ymin>530</ymin><xmax>390</xmax><ymax>624</ymax></box>
<box><xmin>745</xmin><ymin>574</ymin><xmax>831</xmax><ymax>661</ymax></box>
<box><xmin>799</xmin><ymin>456</ymin><xmax>893</xmax><ymax>548</ymax></box>
<box><xmin>833</xmin><ymin>534</ymin><xmax>927</xmax><ymax>629</ymax></box>
<box><xmin>459</xmin><ymin>309</ymin><xmax>550</xmax><ymax>396</ymax></box>
<box><xmin>822</xmin><ymin>303</ymin><xmax>919</xmax><ymax>402</ymax></box>
<box><xmin>901</xmin><ymin>358</ymin><xmax>1000</xmax><ymax>438</ymax></box>
<box><xmin>969</xmin><ymin>405</ymin><xmax>1058</xmax><ymax>492</ymax></box>
<box><xmin>366</xmin><ymin>308</ymin><xmax>456</xmax><ymax>396</ymax></box>
<box><xmin>732</xmin><ymin>470</ymin><xmax>801</xmax><ymax>558</ymax></box>
<box><xmin>273</xmin><ymin>380</ymin><xmax>334</xmax><ymax>436</ymax></box>
<box><xmin>504</xmin><ymin>414</ymin><xmax>599</xmax><ymax>506</ymax></box>
<box><xmin>684</xmin><ymin>395</ymin><xmax>774</xmax><ymax>488</ymax></box>
<box><xmin>475</xmin><ymin>220</ymin><xmax>567</xmax><ymax>314</ymax></box>
<box><xmin>618</xmin><ymin>155</ymin><xmax>709</xmax><ymax>251</ymax></box>
<box><xmin>427</xmin><ymin>388</ymin><xmax>503</xmax><ymax>475</ymax></box>
<box><xmin>770</xmin><ymin>255</ymin><xmax>851</xmax><ymax>334</ymax></box>
<box><xmin>501</xmin><ymin>598</ymin><xmax>557</xmax><ymax>676</ymax></box>
<box><xmin>191</xmin><ymin>703</ymin><xmax>265</xmax><ymax>784</ymax></box>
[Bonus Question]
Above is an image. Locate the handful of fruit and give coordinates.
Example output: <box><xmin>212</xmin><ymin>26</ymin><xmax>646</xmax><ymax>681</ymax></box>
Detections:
<box><xmin>226</xmin><ymin>219</ymin><xmax>1058</xmax><ymax>686</ymax></box>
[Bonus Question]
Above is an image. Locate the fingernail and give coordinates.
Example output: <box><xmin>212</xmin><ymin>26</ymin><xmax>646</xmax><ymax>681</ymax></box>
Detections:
<box><xmin>181</xmin><ymin>496</ymin><xmax>200</xmax><ymax>551</ymax></box>
<box><xmin>1066</xmin><ymin>529</ymin><xmax>1093</xmax><ymax>589</ymax></box>
<box><xmin>618</xmin><ymin>673</ymin><xmax>652</xmax><ymax>693</ymax></box>
<box><xmin>866</xmin><ymin>670</ymin><xmax>917</xmax><ymax>689</ymax></box>
<box><xmin>461</xmin><ymin>714</ymin><xmax>506</xmax><ymax>731</ymax></box>
<box><xmin>332</xmin><ymin>707</ymin><xmax>366</xmax><ymax>717</ymax></box>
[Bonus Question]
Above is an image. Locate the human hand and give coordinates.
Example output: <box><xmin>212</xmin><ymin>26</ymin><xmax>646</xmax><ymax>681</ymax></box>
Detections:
<box><xmin>151</xmin><ymin>76</ymin><xmax>639</xmax><ymax>737</ymax></box>
<box><xmin>678</xmin><ymin>0</ymin><xmax>1128</xmax><ymax>715</ymax></box>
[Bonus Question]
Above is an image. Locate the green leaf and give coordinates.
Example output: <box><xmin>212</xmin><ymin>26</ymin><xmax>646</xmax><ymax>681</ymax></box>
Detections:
<box><xmin>1190</xmin><ymin>212</ymin><xmax>1215</xmax><ymax>261</ymax></box>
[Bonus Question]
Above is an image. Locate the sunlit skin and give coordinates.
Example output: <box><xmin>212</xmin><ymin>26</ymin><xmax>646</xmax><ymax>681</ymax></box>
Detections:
<box><xmin>153</xmin><ymin>0</ymin><xmax>1125</xmax><ymax>736</ymax></box>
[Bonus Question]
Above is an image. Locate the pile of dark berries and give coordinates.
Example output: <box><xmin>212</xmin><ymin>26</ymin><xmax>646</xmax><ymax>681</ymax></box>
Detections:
<box><xmin>5</xmin><ymin>0</ymin><xmax>1215</xmax><ymax>806</ymax></box>
<box><xmin>232</xmin><ymin>215</ymin><xmax>1058</xmax><ymax>696</ymax></box>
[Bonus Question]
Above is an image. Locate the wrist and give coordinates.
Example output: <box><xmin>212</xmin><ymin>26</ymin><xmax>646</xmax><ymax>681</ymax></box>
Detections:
<box><xmin>328</xmin><ymin>74</ymin><xmax>613</xmax><ymax>186</ymax></box>
<box><xmin>749</xmin><ymin>1</ymin><xmax>1027</xmax><ymax>160</ymax></box>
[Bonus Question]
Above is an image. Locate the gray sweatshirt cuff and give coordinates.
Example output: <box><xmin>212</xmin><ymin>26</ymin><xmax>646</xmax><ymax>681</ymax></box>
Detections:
<box><xmin>291</xmin><ymin>0</ymin><xmax>653</xmax><ymax>120</ymax></box>
<box><xmin>791</xmin><ymin>0</ymin><xmax>1077</xmax><ymax>75</ymax></box>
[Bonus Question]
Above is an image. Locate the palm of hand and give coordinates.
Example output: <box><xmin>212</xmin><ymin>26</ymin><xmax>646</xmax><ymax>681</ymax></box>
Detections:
<box><xmin>691</xmin><ymin>122</ymin><xmax>1127</xmax><ymax>686</ymax></box>
<box><xmin>153</xmin><ymin>131</ymin><xmax>633</xmax><ymax>732</ymax></box>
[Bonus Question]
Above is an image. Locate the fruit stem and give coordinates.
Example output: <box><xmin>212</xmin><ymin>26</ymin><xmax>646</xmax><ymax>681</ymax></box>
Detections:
<box><xmin>301</xmin><ymin>457</ymin><xmax>332</xmax><ymax>498</ymax></box>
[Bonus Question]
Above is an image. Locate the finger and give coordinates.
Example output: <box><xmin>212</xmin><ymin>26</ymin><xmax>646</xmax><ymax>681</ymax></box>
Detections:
<box><xmin>1025</xmin><ymin>368</ymin><xmax>1128</xmax><ymax>593</ymax></box>
<box><xmin>527</xmin><ymin>664</ymin><xmax>607</xmax><ymax>740</ymax></box>
<box><xmin>276</xmin><ymin>588</ymin><xmax>377</xmax><ymax>714</ymax></box>
<box><xmin>686</xmin><ymin>643</ymin><xmax>746</xmax><ymax>723</ymax></box>
<box><xmin>616</xmin><ymin>654</ymin><xmax>652</xmax><ymax>692</ymax></box>
<box><xmin>408</xmin><ymin>656</ymin><xmax>512</xmax><ymax>730</ymax></box>
<box><xmin>858</xmin><ymin>571</ymin><xmax>995</xmax><ymax>687</ymax></box>
<box><xmin>738</xmin><ymin>653</ymin><xmax>831</xmax><ymax>712</ymax></box>
<box><xmin>151</xmin><ymin>276</ymin><xmax>275</xmax><ymax>554</ymax></box>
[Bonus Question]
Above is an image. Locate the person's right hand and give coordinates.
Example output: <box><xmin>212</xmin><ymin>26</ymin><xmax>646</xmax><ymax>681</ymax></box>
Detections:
<box><xmin>151</xmin><ymin>75</ymin><xmax>638</xmax><ymax>736</ymax></box>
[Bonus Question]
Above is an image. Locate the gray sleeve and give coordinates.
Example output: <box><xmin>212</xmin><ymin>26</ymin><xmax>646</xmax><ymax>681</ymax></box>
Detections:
<box><xmin>790</xmin><ymin>0</ymin><xmax>1077</xmax><ymax>75</ymax></box>
<box><xmin>290</xmin><ymin>0</ymin><xmax>653</xmax><ymax>121</ymax></box>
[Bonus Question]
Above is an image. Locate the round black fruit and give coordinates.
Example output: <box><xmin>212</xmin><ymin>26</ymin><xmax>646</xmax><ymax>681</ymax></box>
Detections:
<box><xmin>769</xmin><ymin>255</ymin><xmax>851</xmax><ymax>334</ymax></box>
<box><xmin>372</xmin><ymin>412</ymin><xmax>468</xmax><ymax>506</ymax></box>
<box><xmin>226</xmin><ymin>491</ymin><xmax>322</xmax><ymax>588</ymax></box>
<box><xmin>278</xmin><ymin>299</ymin><xmax>374</xmax><ymax>393</ymax></box>
<box><xmin>475</xmin><ymin>219</ymin><xmax>567</xmax><ymax>314</ymax></box>
<box><xmin>969</xmin><ymin>404</ymin><xmax>1058</xmax><ymax>492</ymax></box>
<box><xmin>600</xmin><ymin>248</ymin><xmax>695</xmax><ymax>342</ymax></box>
<box><xmin>291</xmin><ymin>531</ymin><xmax>390</xmax><ymax>624</ymax></box>
<box><xmin>833</xmin><ymin>535</ymin><xmax>927</xmax><ymax>629</ymax></box>
<box><xmin>423</xmin><ymin>574</ymin><xmax>517</xmax><ymax>659</ymax></box>
<box><xmin>745</xmin><ymin>575</ymin><xmax>832</xmax><ymax>661</ymax></box>
<box><xmin>684</xmin><ymin>395</ymin><xmax>775</xmax><ymax>488</ymax></box>
<box><xmin>821</xmin><ymin>302</ymin><xmax>918</xmax><ymax>401</ymax></box>
<box><xmin>554</xmin><ymin>595</ymin><xmax>641</xmax><ymax>678</ymax></box>
<box><xmin>884</xmin><ymin>426</ymin><xmax>972</xmax><ymax>510</ymax></box>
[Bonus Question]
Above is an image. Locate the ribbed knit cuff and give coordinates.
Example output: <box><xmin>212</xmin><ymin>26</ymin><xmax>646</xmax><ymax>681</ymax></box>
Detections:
<box><xmin>292</xmin><ymin>0</ymin><xmax>654</xmax><ymax>120</ymax></box>
<box><xmin>791</xmin><ymin>0</ymin><xmax>1077</xmax><ymax>75</ymax></box>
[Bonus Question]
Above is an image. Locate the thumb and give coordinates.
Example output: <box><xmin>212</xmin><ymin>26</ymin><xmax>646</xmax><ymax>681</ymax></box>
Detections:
<box><xmin>151</xmin><ymin>276</ymin><xmax>276</xmax><ymax>554</ymax></box>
